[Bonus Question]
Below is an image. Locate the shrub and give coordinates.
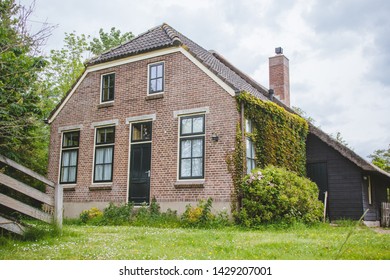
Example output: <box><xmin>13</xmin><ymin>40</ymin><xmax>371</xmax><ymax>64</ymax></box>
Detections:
<box><xmin>132</xmin><ymin>199</ymin><xmax>180</xmax><ymax>228</ymax></box>
<box><xmin>79</xmin><ymin>207</ymin><xmax>103</xmax><ymax>224</ymax></box>
<box><xmin>100</xmin><ymin>202</ymin><xmax>134</xmax><ymax>225</ymax></box>
<box><xmin>181</xmin><ymin>198</ymin><xmax>230</xmax><ymax>228</ymax></box>
<box><xmin>237</xmin><ymin>166</ymin><xmax>323</xmax><ymax>227</ymax></box>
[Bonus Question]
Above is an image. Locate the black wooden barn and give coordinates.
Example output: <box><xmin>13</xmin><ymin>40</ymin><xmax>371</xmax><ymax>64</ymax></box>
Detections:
<box><xmin>306</xmin><ymin>125</ymin><xmax>390</xmax><ymax>223</ymax></box>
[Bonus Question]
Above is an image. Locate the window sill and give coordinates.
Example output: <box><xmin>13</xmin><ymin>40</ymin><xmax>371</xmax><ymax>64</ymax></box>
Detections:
<box><xmin>62</xmin><ymin>185</ymin><xmax>76</xmax><ymax>191</ymax></box>
<box><xmin>98</xmin><ymin>102</ymin><xmax>114</xmax><ymax>109</ymax></box>
<box><xmin>174</xmin><ymin>180</ymin><xmax>205</xmax><ymax>188</ymax></box>
<box><xmin>145</xmin><ymin>93</ymin><xmax>164</xmax><ymax>101</ymax></box>
<box><xmin>89</xmin><ymin>184</ymin><xmax>113</xmax><ymax>191</ymax></box>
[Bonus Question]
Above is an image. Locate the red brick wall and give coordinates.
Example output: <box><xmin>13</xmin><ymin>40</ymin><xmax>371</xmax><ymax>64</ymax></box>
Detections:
<box><xmin>48</xmin><ymin>51</ymin><xmax>239</xmax><ymax>211</ymax></box>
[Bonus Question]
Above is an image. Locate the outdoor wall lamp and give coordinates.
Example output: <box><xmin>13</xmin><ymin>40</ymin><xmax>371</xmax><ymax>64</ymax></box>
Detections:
<box><xmin>211</xmin><ymin>133</ymin><xmax>219</xmax><ymax>142</ymax></box>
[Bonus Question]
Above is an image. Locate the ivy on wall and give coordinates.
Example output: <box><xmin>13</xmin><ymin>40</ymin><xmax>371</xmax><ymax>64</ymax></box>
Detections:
<box><xmin>237</xmin><ymin>92</ymin><xmax>309</xmax><ymax>176</ymax></box>
<box><xmin>227</xmin><ymin>92</ymin><xmax>309</xmax><ymax>215</ymax></box>
<box><xmin>226</xmin><ymin>123</ymin><xmax>245</xmax><ymax>214</ymax></box>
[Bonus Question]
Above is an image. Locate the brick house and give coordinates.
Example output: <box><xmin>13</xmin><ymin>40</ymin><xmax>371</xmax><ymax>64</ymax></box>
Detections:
<box><xmin>47</xmin><ymin>23</ymin><xmax>390</xmax><ymax>222</ymax></box>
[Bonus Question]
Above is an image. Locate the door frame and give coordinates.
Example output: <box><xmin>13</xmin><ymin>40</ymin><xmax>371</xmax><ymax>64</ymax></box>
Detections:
<box><xmin>126</xmin><ymin>114</ymin><xmax>155</xmax><ymax>204</ymax></box>
<box><xmin>129</xmin><ymin>142</ymin><xmax>152</xmax><ymax>204</ymax></box>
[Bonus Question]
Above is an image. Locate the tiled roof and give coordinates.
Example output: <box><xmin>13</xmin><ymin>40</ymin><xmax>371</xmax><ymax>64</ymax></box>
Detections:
<box><xmin>87</xmin><ymin>23</ymin><xmax>269</xmax><ymax>100</ymax></box>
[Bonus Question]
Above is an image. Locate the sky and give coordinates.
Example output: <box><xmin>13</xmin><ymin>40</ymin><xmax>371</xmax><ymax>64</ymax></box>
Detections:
<box><xmin>21</xmin><ymin>0</ymin><xmax>390</xmax><ymax>160</ymax></box>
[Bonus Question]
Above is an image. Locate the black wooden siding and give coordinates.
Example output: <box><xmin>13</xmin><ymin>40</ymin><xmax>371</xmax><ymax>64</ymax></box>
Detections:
<box><xmin>306</xmin><ymin>134</ymin><xmax>364</xmax><ymax>220</ymax></box>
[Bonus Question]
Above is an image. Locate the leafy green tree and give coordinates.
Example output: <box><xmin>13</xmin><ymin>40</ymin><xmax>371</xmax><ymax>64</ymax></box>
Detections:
<box><xmin>369</xmin><ymin>145</ymin><xmax>390</xmax><ymax>173</ymax></box>
<box><xmin>89</xmin><ymin>27</ymin><xmax>133</xmax><ymax>56</ymax></box>
<box><xmin>40</xmin><ymin>28</ymin><xmax>134</xmax><ymax>115</ymax></box>
<box><xmin>38</xmin><ymin>32</ymin><xmax>88</xmax><ymax>116</ymax></box>
<box><xmin>0</xmin><ymin>0</ymin><xmax>52</xmax><ymax>173</ymax></box>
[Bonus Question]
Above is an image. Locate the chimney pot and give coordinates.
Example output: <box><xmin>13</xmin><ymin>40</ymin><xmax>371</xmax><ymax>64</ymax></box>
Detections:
<box><xmin>275</xmin><ymin>47</ymin><xmax>283</xmax><ymax>55</ymax></box>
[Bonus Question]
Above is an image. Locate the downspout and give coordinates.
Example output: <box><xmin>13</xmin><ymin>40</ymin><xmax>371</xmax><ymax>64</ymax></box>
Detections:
<box><xmin>237</xmin><ymin>90</ymin><xmax>246</xmax><ymax>175</ymax></box>
<box><xmin>236</xmin><ymin>90</ymin><xmax>245</xmax><ymax>210</ymax></box>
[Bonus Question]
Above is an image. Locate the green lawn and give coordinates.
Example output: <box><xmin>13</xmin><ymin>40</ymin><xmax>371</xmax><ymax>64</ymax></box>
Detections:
<box><xmin>0</xmin><ymin>223</ymin><xmax>389</xmax><ymax>260</ymax></box>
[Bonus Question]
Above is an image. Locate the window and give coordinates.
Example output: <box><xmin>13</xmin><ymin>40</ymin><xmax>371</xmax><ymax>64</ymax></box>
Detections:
<box><xmin>60</xmin><ymin>131</ymin><xmax>80</xmax><ymax>184</ymax></box>
<box><xmin>131</xmin><ymin>122</ymin><xmax>152</xmax><ymax>142</ymax></box>
<box><xmin>179</xmin><ymin>115</ymin><xmax>205</xmax><ymax>179</ymax></box>
<box><xmin>94</xmin><ymin>127</ymin><xmax>115</xmax><ymax>182</ymax></box>
<box><xmin>245</xmin><ymin>119</ymin><xmax>256</xmax><ymax>174</ymax></box>
<box><xmin>148</xmin><ymin>62</ymin><xmax>164</xmax><ymax>94</ymax></box>
<box><xmin>101</xmin><ymin>73</ymin><xmax>115</xmax><ymax>102</ymax></box>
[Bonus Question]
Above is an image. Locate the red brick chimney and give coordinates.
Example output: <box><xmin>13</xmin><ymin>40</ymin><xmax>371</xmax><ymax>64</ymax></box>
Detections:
<box><xmin>269</xmin><ymin>47</ymin><xmax>290</xmax><ymax>106</ymax></box>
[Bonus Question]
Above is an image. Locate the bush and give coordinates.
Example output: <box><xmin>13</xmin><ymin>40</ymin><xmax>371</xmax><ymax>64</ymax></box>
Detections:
<box><xmin>76</xmin><ymin>198</ymin><xmax>230</xmax><ymax>228</ymax></box>
<box><xmin>181</xmin><ymin>198</ymin><xmax>230</xmax><ymax>228</ymax></box>
<box><xmin>237</xmin><ymin>166</ymin><xmax>323</xmax><ymax>227</ymax></box>
<box><xmin>100</xmin><ymin>203</ymin><xmax>134</xmax><ymax>225</ymax></box>
<box><xmin>132</xmin><ymin>199</ymin><xmax>180</xmax><ymax>228</ymax></box>
<box><xmin>79</xmin><ymin>207</ymin><xmax>103</xmax><ymax>224</ymax></box>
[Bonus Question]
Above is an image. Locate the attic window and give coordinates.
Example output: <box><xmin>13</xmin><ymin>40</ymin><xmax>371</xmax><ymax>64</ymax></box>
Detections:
<box><xmin>101</xmin><ymin>73</ymin><xmax>115</xmax><ymax>103</ymax></box>
<box><xmin>148</xmin><ymin>62</ymin><xmax>164</xmax><ymax>94</ymax></box>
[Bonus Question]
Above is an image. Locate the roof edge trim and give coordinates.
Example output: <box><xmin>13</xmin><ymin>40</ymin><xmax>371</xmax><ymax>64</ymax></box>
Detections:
<box><xmin>179</xmin><ymin>48</ymin><xmax>236</xmax><ymax>96</ymax></box>
<box><xmin>48</xmin><ymin>47</ymin><xmax>181</xmax><ymax>124</ymax></box>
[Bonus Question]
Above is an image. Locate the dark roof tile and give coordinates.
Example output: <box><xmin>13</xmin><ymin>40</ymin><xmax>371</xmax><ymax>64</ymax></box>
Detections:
<box><xmin>87</xmin><ymin>23</ymin><xmax>269</xmax><ymax>100</ymax></box>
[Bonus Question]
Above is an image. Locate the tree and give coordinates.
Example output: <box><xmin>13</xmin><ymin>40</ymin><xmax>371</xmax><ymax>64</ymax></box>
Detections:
<box><xmin>89</xmin><ymin>27</ymin><xmax>133</xmax><ymax>56</ymax></box>
<box><xmin>369</xmin><ymin>145</ymin><xmax>390</xmax><ymax>173</ymax></box>
<box><xmin>40</xmin><ymin>28</ymin><xmax>134</xmax><ymax>115</ymax></box>
<box><xmin>0</xmin><ymin>0</ymin><xmax>53</xmax><ymax>173</ymax></box>
<box><xmin>38</xmin><ymin>32</ymin><xmax>89</xmax><ymax>115</ymax></box>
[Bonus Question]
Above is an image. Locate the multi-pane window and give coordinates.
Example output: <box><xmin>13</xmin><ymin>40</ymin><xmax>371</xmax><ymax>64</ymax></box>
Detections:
<box><xmin>94</xmin><ymin>127</ymin><xmax>115</xmax><ymax>182</ymax></box>
<box><xmin>148</xmin><ymin>62</ymin><xmax>164</xmax><ymax>94</ymax></box>
<box><xmin>179</xmin><ymin>115</ymin><xmax>205</xmax><ymax>179</ymax></box>
<box><xmin>60</xmin><ymin>131</ymin><xmax>80</xmax><ymax>184</ymax></box>
<box><xmin>101</xmin><ymin>73</ymin><xmax>115</xmax><ymax>102</ymax></box>
<box><xmin>131</xmin><ymin>122</ymin><xmax>152</xmax><ymax>142</ymax></box>
<box><xmin>246</xmin><ymin>119</ymin><xmax>256</xmax><ymax>174</ymax></box>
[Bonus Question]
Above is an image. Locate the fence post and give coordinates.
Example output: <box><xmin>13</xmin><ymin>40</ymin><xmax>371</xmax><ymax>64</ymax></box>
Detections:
<box><xmin>54</xmin><ymin>184</ymin><xmax>63</xmax><ymax>231</ymax></box>
<box><xmin>381</xmin><ymin>202</ymin><xmax>390</xmax><ymax>227</ymax></box>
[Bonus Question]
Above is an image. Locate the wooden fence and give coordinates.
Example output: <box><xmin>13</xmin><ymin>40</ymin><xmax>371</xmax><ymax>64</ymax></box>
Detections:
<box><xmin>0</xmin><ymin>155</ymin><xmax>63</xmax><ymax>234</ymax></box>
<box><xmin>382</xmin><ymin>202</ymin><xmax>390</xmax><ymax>227</ymax></box>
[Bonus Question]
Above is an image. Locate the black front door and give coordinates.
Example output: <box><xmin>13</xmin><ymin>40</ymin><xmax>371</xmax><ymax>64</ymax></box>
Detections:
<box><xmin>129</xmin><ymin>121</ymin><xmax>152</xmax><ymax>204</ymax></box>
<box><xmin>129</xmin><ymin>143</ymin><xmax>151</xmax><ymax>204</ymax></box>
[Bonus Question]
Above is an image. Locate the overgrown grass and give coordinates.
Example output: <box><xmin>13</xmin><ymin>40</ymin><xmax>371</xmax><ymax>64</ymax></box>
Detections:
<box><xmin>0</xmin><ymin>222</ymin><xmax>389</xmax><ymax>260</ymax></box>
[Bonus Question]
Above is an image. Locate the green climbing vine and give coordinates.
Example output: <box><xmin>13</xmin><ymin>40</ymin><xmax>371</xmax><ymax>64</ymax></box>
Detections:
<box><xmin>226</xmin><ymin>92</ymin><xmax>309</xmax><ymax>216</ymax></box>
<box><xmin>226</xmin><ymin>123</ymin><xmax>245</xmax><ymax>214</ymax></box>
<box><xmin>238</xmin><ymin>92</ymin><xmax>309</xmax><ymax>176</ymax></box>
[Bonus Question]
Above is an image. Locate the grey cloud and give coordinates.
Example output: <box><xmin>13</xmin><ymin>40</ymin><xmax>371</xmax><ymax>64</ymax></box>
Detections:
<box><xmin>304</xmin><ymin>0</ymin><xmax>390</xmax><ymax>85</ymax></box>
<box><xmin>305</xmin><ymin>0</ymin><xmax>390</xmax><ymax>33</ymax></box>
